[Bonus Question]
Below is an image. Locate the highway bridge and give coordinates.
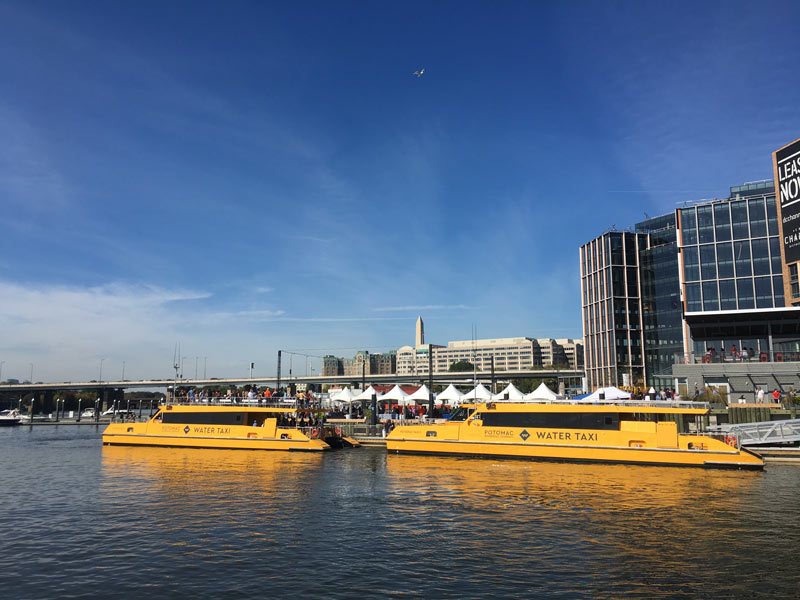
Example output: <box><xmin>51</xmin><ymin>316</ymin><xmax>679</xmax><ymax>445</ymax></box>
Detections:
<box><xmin>0</xmin><ymin>368</ymin><xmax>583</xmax><ymax>393</ymax></box>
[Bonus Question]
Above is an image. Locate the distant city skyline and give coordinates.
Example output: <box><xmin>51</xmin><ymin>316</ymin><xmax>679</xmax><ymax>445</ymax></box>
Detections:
<box><xmin>2</xmin><ymin>1</ymin><xmax>800</xmax><ymax>382</ymax></box>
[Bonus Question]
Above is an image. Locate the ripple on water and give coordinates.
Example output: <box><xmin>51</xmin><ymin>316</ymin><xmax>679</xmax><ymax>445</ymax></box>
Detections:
<box><xmin>1</xmin><ymin>429</ymin><xmax>799</xmax><ymax>599</ymax></box>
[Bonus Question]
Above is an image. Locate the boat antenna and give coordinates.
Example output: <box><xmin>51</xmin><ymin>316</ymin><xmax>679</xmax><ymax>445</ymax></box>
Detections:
<box><xmin>172</xmin><ymin>342</ymin><xmax>180</xmax><ymax>402</ymax></box>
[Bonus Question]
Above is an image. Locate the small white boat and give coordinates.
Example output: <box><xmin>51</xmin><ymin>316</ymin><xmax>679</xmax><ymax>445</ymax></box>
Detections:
<box><xmin>0</xmin><ymin>410</ymin><xmax>22</xmax><ymax>426</ymax></box>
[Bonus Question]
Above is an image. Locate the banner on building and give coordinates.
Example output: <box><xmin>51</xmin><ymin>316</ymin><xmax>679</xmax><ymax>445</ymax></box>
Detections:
<box><xmin>774</xmin><ymin>137</ymin><xmax>800</xmax><ymax>264</ymax></box>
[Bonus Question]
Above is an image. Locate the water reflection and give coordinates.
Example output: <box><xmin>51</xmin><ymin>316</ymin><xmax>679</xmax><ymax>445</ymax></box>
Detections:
<box><xmin>92</xmin><ymin>445</ymin><xmax>799</xmax><ymax>599</ymax></box>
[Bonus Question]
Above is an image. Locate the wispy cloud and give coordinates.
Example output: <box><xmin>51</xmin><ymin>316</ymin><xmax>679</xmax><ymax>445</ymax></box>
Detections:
<box><xmin>371</xmin><ymin>305</ymin><xmax>474</xmax><ymax>312</ymax></box>
<box><xmin>259</xmin><ymin>316</ymin><xmax>407</xmax><ymax>323</ymax></box>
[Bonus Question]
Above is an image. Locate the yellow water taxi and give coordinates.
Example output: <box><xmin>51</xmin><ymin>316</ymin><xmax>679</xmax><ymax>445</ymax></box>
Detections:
<box><xmin>386</xmin><ymin>401</ymin><xmax>764</xmax><ymax>470</ymax></box>
<box><xmin>102</xmin><ymin>404</ymin><xmax>360</xmax><ymax>451</ymax></box>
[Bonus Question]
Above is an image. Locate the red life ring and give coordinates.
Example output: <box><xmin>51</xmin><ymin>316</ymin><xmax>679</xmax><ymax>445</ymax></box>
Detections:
<box><xmin>725</xmin><ymin>435</ymin><xmax>737</xmax><ymax>447</ymax></box>
<box><xmin>310</xmin><ymin>428</ymin><xmax>319</xmax><ymax>439</ymax></box>
<box><xmin>334</xmin><ymin>426</ymin><xmax>342</xmax><ymax>436</ymax></box>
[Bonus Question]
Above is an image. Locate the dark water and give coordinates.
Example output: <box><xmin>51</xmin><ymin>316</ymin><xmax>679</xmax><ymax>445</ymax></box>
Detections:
<box><xmin>1</xmin><ymin>427</ymin><xmax>798</xmax><ymax>599</ymax></box>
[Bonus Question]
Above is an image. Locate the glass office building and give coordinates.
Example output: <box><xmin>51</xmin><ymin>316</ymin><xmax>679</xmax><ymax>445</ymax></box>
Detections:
<box><xmin>580</xmin><ymin>231</ymin><xmax>648</xmax><ymax>390</ymax></box>
<box><xmin>679</xmin><ymin>181</ymin><xmax>800</xmax><ymax>363</ymax></box>
<box><xmin>581</xmin><ymin>180</ymin><xmax>800</xmax><ymax>391</ymax></box>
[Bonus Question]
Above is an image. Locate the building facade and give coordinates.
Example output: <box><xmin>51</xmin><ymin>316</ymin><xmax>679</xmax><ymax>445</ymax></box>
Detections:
<box><xmin>581</xmin><ymin>178</ymin><xmax>800</xmax><ymax>393</ymax></box>
<box><xmin>396</xmin><ymin>318</ymin><xmax>584</xmax><ymax>377</ymax></box>
<box><xmin>321</xmin><ymin>351</ymin><xmax>396</xmax><ymax>377</ymax></box>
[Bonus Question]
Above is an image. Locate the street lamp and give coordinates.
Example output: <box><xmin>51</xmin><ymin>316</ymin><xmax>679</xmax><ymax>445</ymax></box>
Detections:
<box><xmin>29</xmin><ymin>363</ymin><xmax>34</xmax><ymax>383</ymax></box>
<box><xmin>180</xmin><ymin>356</ymin><xmax>187</xmax><ymax>380</ymax></box>
<box><xmin>99</xmin><ymin>358</ymin><xmax>106</xmax><ymax>383</ymax></box>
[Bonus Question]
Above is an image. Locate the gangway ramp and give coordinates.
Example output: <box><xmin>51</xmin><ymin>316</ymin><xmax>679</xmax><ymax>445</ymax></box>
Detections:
<box><xmin>708</xmin><ymin>418</ymin><xmax>800</xmax><ymax>446</ymax></box>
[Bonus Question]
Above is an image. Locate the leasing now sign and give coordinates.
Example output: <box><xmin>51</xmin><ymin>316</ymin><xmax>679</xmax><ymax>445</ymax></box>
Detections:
<box><xmin>774</xmin><ymin>137</ymin><xmax>800</xmax><ymax>264</ymax></box>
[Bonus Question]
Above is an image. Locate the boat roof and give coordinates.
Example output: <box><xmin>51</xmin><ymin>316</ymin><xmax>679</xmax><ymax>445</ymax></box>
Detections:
<box><xmin>158</xmin><ymin>403</ymin><xmax>301</xmax><ymax>414</ymax></box>
<box><xmin>470</xmin><ymin>400</ymin><xmax>709</xmax><ymax>416</ymax></box>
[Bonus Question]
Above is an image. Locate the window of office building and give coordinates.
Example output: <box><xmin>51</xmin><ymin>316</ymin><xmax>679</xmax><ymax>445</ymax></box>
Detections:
<box><xmin>737</xmin><ymin>278</ymin><xmax>755</xmax><ymax>309</ymax></box>
<box><xmin>749</xmin><ymin>198</ymin><xmax>767</xmax><ymax>238</ymax></box>
<box><xmin>686</xmin><ymin>282</ymin><xmax>702</xmax><ymax>311</ymax></box>
<box><xmin>767</xmin><ymin>197</ymin><xmax>779</xmax><ymax>236</ymax></box>
<box><xmin>700</xmin><ymin>245</ymin><xmax>716</xmax><ymax>280</ymax></box>
<box><xmin>755</xmin><ymin>277</ymin><xmax>773</xmax><ymax>308</ymax></box>
<box><xmin>714</xmin><ymin>203</ymin><xmax>731</xmax><ymax>241</ymax></box>
<box><xmin>734</xmin><ymin>241</ymin><xmax>752</xmax><ymax>277</ymax></box>
<box><xmin>751</xmin><ymin>239</ymin><xmax>770</xmax><ymax>276</ymax></box>
<box><xmin>769</xmin><ymin>237</ymin><xmax>782</xmax><ymax>274</ymax></box>
<box><xmin>683</xmin><ymin>246</ymin><xmax>699</xmax><ymax>281</ymax></box>
<box><xmin>774</xmin><ymin>275</ymin><xmax>785</xmax><ymax>306</ymax></box>
<box><xmin>697</xmin><ymin>206</ymin><xmax>714</xmax><ymax>244</ymax></box>
<box><xmin>681</xmin><ymin>209</ymin><xmax>697</xmax><ymax>244</ymax></box>
<box><xmin>719</xmin><ymin>279</ymin><xmax>737</xmax><ymax>310</ymax></box>
<box><xmin>731</xmin><ymin>200</ymin><xmax>749</xmax><ymax>239</ymax></box>
<box><xmin>609</xmin><ymin>234</ymin><xmax>623</xmax><ymax>265</ymax></box>
<box><xmin>702</xmin><ymin>281</ymin><xmax>719</xmax><ymax>311</ymax></box>
<box><xmin>717</xmin><ymin>242</ymin><xmax>734</xmax><ymax>278</ymax></box>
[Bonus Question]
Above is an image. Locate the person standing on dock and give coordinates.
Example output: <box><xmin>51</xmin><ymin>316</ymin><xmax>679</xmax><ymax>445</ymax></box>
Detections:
<box><xmin>756</xmin><ymin>387</ymin><xmax>764</xmax><ymax>403</ymax></box>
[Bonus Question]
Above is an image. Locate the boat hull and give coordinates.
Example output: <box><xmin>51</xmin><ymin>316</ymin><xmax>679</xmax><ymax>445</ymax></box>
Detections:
<box><xmin>103</xmin><ymin>421</ymin><xmax>331</xmax><ymax>452</ymax></box>
<box><xmin>386</xmin><ymin>438</ymin><xmax>763</xmax><ymax>470</ymax></box>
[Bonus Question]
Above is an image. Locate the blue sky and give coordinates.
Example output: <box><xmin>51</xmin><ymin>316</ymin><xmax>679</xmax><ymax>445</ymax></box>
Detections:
<box><xmin>2</xmin><ymin>0</ymin><xmax>800</xmax><ymax>382</ymax></box>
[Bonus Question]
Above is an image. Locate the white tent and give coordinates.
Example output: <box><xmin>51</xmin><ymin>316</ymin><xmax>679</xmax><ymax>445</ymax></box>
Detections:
<box><xmin>330</xmin><ymin>387</ymin><xmax>357</xmax><ymax>402</ymax></box>
<box><xmin>581</xmin><ymin>386</ymin><xmax>631</xmax><ymax>402</ymax></box>
<box><xmin>491</xmin><ymin>383</ymin><xmax>525</xmax><ymax>401</ymax></box>
<box><xmin>407</xmin><ymin>384</ymin><xmax>433</xmax><ymax>403</ymax></box>
<box><xmin>380</xmin><ymin>385</ymin><xmax>411</xmax><ymax>404</ymax></box>
<box><xmin>353</xmin><ymin>385</ymin><xmax>379</xmax><ymax>401</ymax></box>
<box><xmin>435</xmin><ymin>384</ymin><xmax>462</xmax><ymax>405</ymax></box>
<box><xmin>523</xmin><ymin>382</ymin><xmax>558</xmax><ymax>401</ymax></box>
<box><xmin>460</xmin><ymin>383</ymin><xmax>492</xmax><ymax>401</ymax></box>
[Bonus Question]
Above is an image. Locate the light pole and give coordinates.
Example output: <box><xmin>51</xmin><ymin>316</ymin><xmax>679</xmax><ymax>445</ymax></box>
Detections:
<box><xmin>122</xmin><ymin>361</ymin><xmax>126</xmax><ymax>381</ymax></box>
<box><xmin>99</xmin><ymin>358</ymin><xmax>106</xmax><ymax>384</ymax></box>
<box><xmin>203</xmin><ymin>357</ymin><xmax>207</xmax><ymax>379</ymax></box>
<box><xmin>29</xmin><ymin>363</ymin><xmax>33</xmax><ymax>383</ymax></box>
<box><xmin>181</xmin><ymin>356</ymin><xmax>187</xmax><ymax>380</ymax></box>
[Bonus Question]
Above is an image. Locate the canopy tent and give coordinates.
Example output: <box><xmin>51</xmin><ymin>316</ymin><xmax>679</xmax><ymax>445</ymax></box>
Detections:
<box><xmin>407</xmin><ymin>384</ymin><xmax>433</xmax><ymax>403</ymax></box>
<box><xmin>353</xmin><ymin>385</ymin><xmax>379</xmax><ymax>401</ymax></box>
<box><xmin>379</xmin><ymin>385</ymin><xmax>411</xmax><ymax>404</ymax></box>
<box><xmin>523</xmin><ymin>382</ymin><xmax>558</xmax><ymax>401</ymax></box>
<box><xmin>330</xmin><ymin>387</ymin><xmax>357</xmax><ymax>402</ymax></box>
<box><xmin>491</xmin><ymin>383</ymin><xmax>525</xmax><ymax>401</ymax></box>
<box><xmin>580</xmin><ymin>386</ymin><xmax>631</xmax><ymax>402</ymax></box>
<box><xmin>460</xmin><ymin>383</ymin><xmax>492</xmax><ymax>401</ymax></box>
<box><xmin>435</xmin><ymin>384</ymin><xmax>462</xmax><ymax>405</ymax></box>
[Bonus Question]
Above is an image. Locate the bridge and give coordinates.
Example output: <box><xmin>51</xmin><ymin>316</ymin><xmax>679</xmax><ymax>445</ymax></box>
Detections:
<box><xmin>0</xmin><ymin>368</ymin><xmax>583</xmax><ymax>393</ymax></box>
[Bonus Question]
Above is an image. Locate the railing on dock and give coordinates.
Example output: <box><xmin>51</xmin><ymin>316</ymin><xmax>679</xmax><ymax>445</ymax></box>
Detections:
<box><xmin>706</xmin><ymin>418</ymin><xmax>800</xmax><ymax>447</ymax></box>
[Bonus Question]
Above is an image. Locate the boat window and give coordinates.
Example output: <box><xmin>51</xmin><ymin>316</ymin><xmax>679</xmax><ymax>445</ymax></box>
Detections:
<box><xmin>447</xmin><ymin>407</ymin><xmax>475</xmax><ymax>422</ymax></box>
<box><xmin>162</xmin><ymin>412</ymin><xmax>245</xmax><ymax>425</ymax></box>
<box><xmin>481</xmin><ymin>412</ymin><xmax>620</xmax><ymax>430</ymax></box>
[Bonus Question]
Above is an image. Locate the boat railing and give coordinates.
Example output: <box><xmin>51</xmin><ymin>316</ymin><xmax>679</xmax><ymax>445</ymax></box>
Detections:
<box><xmin>167</xmin><ymin>397</ymin><xmax>302</xmax><ymax>408</ymax></box>
<box><xmin>508</xmin><ymin>399</ymin><xmax>710</xmax><ymax>410</ymax></box>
